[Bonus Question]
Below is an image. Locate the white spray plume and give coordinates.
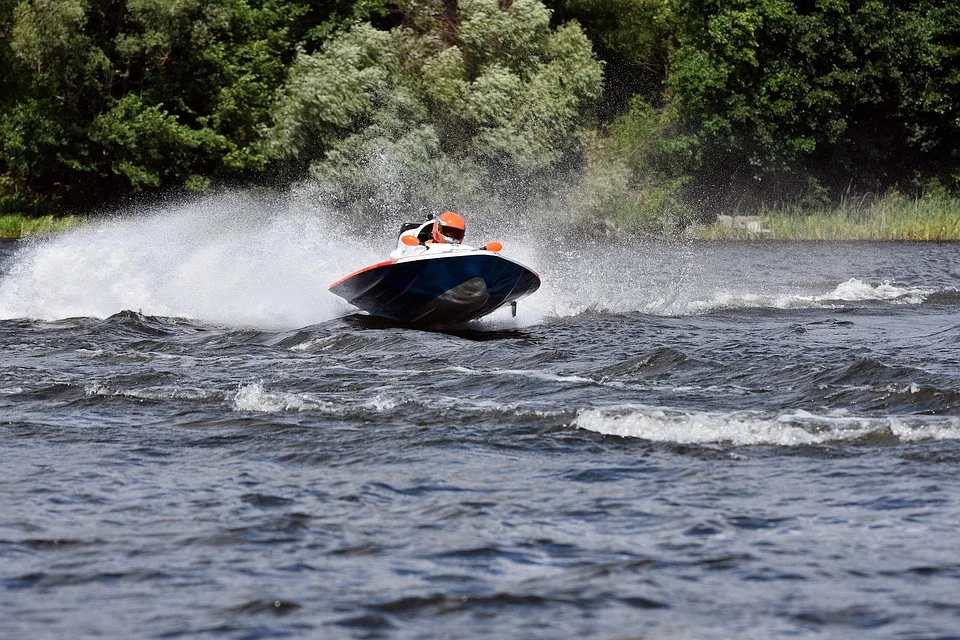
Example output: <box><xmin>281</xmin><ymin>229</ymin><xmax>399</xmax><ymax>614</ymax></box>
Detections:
<box><xmin>0</xmin><ymin>190</ymin><xmax>935</xmax><ymax>329</ymax></box>
<box><xmin>0</xmin><ymin>192</ymin><xmax>378</xmax><ymax>329</ymax></box>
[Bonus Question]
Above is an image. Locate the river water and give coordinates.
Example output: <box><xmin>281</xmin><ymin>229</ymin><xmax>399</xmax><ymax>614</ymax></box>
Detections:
<box><xmin>2</xmin><ymin>201</ymin><xmax>960</xmax><ymax>639</ymax></box>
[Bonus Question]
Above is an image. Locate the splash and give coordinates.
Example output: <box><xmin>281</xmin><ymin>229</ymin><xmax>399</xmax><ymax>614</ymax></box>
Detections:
<box><xmin>0</xmin><ymin>189</ymin><xmax>671</xmax><ymax>328</ymax></box>
<box><xmin>576</xmin><ymin>406</ymin><xmax>960</xmax><ymax>446</ymax></box>
<box><xmin>0</xmin><ymin>192</ymin><xmax>379</xmax><ymax>329</ymax></box>
<box><xmin>0</xmin><ymin>189</ymin><xmax>944</xmax><ymax>329</ymax></box>
<box><xmin>0</xmin><ymin>189</ymin><xmax>572</xmax><ymax>329</ymax></box>
<box><xmin>506</xmin><ymin>238</ymin><xmax>702</xmax><ymax>324</ymax></box>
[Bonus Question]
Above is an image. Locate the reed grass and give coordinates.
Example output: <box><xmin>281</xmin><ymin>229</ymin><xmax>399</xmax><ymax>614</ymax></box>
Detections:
<box><xmin>0</xmin><ymin>214</ymin><xmax>79</xmax><ymax>238</ymax></box>
<box><xmin>696</xmin><ymin>192</ymin><xmax>960</xmax><ymax>240</ymax></box>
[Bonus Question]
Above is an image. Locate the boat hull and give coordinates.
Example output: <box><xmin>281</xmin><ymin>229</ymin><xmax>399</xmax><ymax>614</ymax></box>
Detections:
<box><xmin>330</xmin><ymin>251</ymin><xmax>541</xmax><ymax>326</ymax></box>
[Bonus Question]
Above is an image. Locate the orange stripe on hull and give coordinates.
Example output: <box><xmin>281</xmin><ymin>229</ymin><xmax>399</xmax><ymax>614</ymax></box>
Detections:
<box><xmin>328</xmin><ymin>259</ymin><xmax>396</xmax><ymax>290</ymax></box>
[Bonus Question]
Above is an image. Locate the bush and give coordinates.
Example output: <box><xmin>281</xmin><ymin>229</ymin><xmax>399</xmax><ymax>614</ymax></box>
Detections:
<box><xmin>265</xmin><ymin>0</ymin><xmax>604</xmax><ymax>221</ymax></box>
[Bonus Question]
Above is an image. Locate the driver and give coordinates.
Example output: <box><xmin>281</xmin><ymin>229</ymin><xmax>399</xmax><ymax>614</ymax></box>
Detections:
<box><xmin>392</xmin><ymin>212</ymin><xmax>466</xmax><ymax>257</ymax></box>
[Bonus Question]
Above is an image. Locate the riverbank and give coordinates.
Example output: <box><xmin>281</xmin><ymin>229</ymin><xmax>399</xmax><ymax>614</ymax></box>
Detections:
<box><xmin>4</xmin><ymin>192</ymin><xmax>960</xmax><ymax>241</ymax></box>
<box><xmin>0</xmin><ymin>215</ymin><xmax>79</xmax><ymax>239</ymax></box>
<box><xmin>694</xmin><ymin>192</ymin><xmax>960</xmax><ymax>240</ymax></box>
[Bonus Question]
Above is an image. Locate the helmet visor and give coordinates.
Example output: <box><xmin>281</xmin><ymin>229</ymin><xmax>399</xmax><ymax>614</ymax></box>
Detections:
<box><xmin>440</xmin><ymin>224</ymin><xmax>464</xmax><ymax>243</ymax></box>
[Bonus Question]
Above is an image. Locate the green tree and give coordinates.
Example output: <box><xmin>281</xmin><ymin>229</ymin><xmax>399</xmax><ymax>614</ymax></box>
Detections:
<box><xmin>266</xmin><ymin>0</ymin><xmax>603</xmax><ymax>220</ymax></box>
<box><xmin>545</xmin><ymin>0</ymin><xmax>671</xmax><ymax>117</ymax></box>
<box><xmin>0</xmin><ymin>0</ymin><xmax>363</xmax><ymax>213</ymax></box>
<box><xmin>666</xmin><ymin>0</ymin><xmax>960</xmax><ymax>208</ymax></box>
<box><xmin>1</xmin><ymin>0</ymin><xmax>107</xmax><ymax>210</ymax></box>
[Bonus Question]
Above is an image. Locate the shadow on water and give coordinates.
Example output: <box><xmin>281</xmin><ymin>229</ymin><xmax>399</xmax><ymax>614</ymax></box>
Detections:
<box><xmin>342</xmin><ymin>313</ymin><xmax>540</xmax><ymax>342</ymax></box>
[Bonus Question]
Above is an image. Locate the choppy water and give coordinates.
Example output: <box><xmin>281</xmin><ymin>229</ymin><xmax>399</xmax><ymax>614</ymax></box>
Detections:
<box><xmin>2</xmin><ymin>200</ymin><xmax>960</xmax><ymax>639</ymax></box>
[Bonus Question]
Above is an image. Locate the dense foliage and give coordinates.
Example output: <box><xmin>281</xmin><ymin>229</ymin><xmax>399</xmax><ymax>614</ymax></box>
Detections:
<box><xmin>1</xmin><ymin>0</ymin><xmax>958</xmax><ymax>225</ymax></box>
<box><xmin>545</xmin><ymin>0</ymin><xmax>670</xmax><ymax>116</ymax></box>
<box><xmin>0</xmin><ymin>0</ymin><xmax>367</xmax><ymax>213</ymax></box>
<box><xmin>665</xmin><ymin>0</ymin><xmax>960</xmax><ymax>210</ymax></box>
<box><xmin>265</xmin><ymin>0</ymin><xmax>602</xmax><ymax>217</ymax></box>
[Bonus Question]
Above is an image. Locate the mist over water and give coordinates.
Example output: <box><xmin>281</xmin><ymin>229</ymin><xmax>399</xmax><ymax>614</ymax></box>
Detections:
<box><xmin>3</xmin><ymin>193</ymin><xmax>960</xmax><ymax>639</ymax></box>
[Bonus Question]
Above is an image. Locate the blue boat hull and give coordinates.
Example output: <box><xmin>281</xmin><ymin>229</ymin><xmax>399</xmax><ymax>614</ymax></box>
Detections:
<box><xmin>330</xmin><ymin>252</ymin><xmax>541</xmax><ymax>326</ymax></box>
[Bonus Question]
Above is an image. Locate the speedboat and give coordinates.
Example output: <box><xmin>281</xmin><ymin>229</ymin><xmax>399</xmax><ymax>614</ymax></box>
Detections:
<box><xmin>329</xmin><ymin>243</ymin><xmax>540</xmax><ymax>326</ymax></box>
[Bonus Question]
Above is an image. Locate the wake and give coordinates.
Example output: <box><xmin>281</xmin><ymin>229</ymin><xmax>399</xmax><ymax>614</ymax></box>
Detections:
<box><xmin>0</xmin><ymin>192</ymin><xmax>946</xmax><ymax>329</ymax></box>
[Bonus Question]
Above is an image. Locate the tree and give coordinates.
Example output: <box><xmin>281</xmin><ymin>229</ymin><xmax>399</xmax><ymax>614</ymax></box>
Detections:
<box><xmin>266</xmin><ymin>0</ymin><xmax>604</xmax><ymax>221</ymax></box>
<box><xmin>545</xmin><ymin>0</ymin><xmax>671</xmax><ymax>117</ymax></box>
<box><xmin>0</xmin><ymin>0</ymin><xmax>358</xmax><ymax>213</ymax></box>
<box><xmin>666</xmin><ymin>0</ymin><xmax>960</xmax><ymax>208</ymax></box>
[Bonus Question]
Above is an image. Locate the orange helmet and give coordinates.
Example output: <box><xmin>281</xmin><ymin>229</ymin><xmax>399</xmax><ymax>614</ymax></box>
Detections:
<box><xmin>431</xmin><ymin>211</ymin><xmax>466</xmax><ymax>244</ymax></box>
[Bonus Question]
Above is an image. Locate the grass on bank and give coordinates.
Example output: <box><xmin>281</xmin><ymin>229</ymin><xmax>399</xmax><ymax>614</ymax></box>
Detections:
<box><xmin>695</xmin><ymin>192</ymin><xmax>960</xmax><ymax>240</ymax></box>
<box><xmin>0</xmin><ymin>214</ymin><xmax>79</xmax><ymax>238</ymax></box>
<box><xmin>4</xmin><ymin>192</ymin><xmax>959</xmax><ymax>241</ymax></box>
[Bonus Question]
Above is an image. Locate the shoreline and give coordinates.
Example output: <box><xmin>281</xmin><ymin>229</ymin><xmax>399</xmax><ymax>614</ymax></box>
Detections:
<box><xmin>691</xmin><ymin>192</ymin><xmax>960</xmax><ymax>241</ymax></box>
<box><xmin>4</xmin><ymin>195</ymin><xmax>960</xmax><ymax>241</ymax></box>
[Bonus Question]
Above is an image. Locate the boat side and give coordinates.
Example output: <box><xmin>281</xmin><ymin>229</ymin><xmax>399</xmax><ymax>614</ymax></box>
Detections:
<box><xmin>329</xmin><ymin>250</ymin><xmax>540</xmax><ymax>325</ymax></box>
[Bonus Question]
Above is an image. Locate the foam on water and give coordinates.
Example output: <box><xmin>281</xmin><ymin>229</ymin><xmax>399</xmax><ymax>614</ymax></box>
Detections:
<box><xmin>233</xmin><ymin>382</ymin><xmax>432</xmax><ymax>414</ymax></box>
<box><xmin>229</xmin><ymin>380</ymin><xmax>567</xmax><ymax>418</ymax></box>
<box><xmin>673</xmin><ymin>278</ymin><xmax>932</xmax><ymax>315</ymax></box>
<box><xmin>84</xmin><ymin>381</ymin><xmax>217</xmax><ymax>402</ymax></box>
<box><xmin>512</xmin><ymin>240</ymin><xmax>937</xmax><ymax>323</ymax></box>
<box><xmin>576</xmin><ymin>406</ymin><xmax>960</xmax><ymax>445</ymax></box>
<box><xmin>233</xmin><ymin>382</ymin><xmax>334</xmax><ymax>413</ymax></box>
<box><xmin>818</xmin><ymin>278</ymin><xmax>933</xmax><ymax>304</ymax></box>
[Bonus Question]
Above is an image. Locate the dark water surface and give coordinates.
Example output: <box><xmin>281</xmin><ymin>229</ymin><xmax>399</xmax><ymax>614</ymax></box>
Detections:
<box><xmin>2</xmin><ymin>227</ymin><xmax>960</xmax><ymax>639</ymax></box>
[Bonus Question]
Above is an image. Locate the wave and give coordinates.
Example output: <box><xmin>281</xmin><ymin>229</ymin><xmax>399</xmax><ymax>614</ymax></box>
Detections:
<box><xmin>228</xmin><ymin>381</ymin><xmax>573</xmax><ymax>424</ymax></box>
<box><xmin>575</xmin><ymin>406</ymin><xmax>960</xmax><ymax>446</ymax></box>
<box><xmin>232</xmin><ymin>382</ymin><xmax>336</xmax><ymax>413</ymax></box>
